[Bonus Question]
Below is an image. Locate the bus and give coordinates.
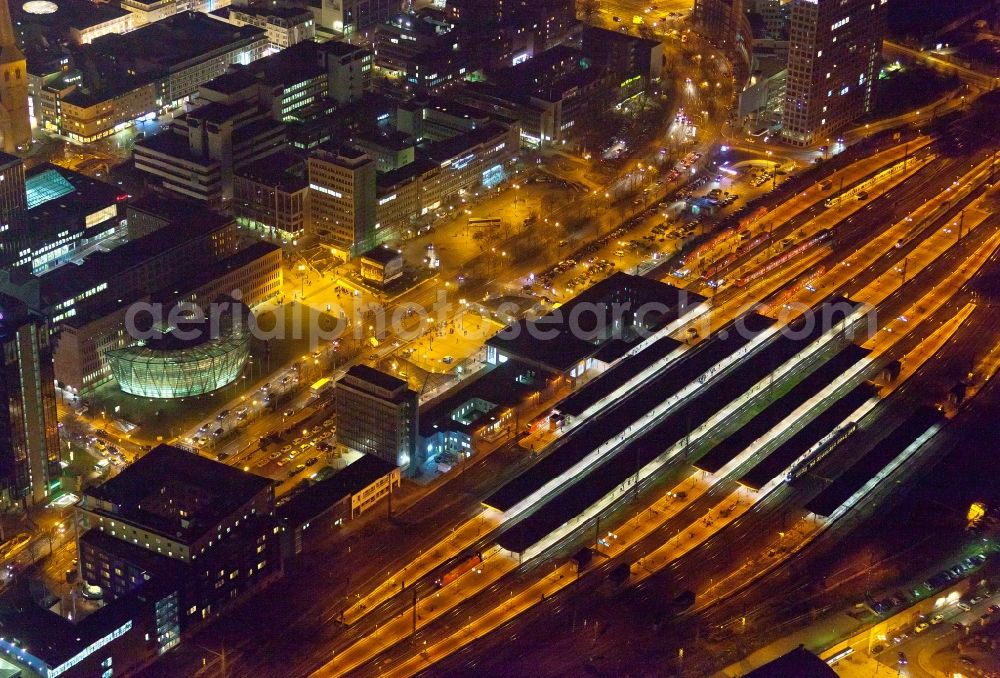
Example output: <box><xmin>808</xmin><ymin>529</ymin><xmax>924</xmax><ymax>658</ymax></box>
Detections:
<box><xmin>310</xmin><ymin>378</ymin><xmax>332</xmax><ymax>398</ymax></box>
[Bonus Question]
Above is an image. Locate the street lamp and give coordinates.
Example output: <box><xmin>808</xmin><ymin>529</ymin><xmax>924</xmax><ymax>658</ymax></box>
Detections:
<box><xmin>298</xmin><ymin>264</ymin><xmax>306</xmax><ymax>297</ymax></box>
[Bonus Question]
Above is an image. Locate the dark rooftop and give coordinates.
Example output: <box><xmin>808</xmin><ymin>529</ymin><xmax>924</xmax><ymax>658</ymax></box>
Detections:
<box><xmin>738</xmin><ymin>383</ymin><xmax>876</xmax><ymax>491</ymax></box>
<box><xmin>806</xmin><ymin>406</ymin><xmax>943</xmax><ymax>517</ymax></box>
<box><xmin>202</xmin><ymin>69</ymin><xmax>260</xmax><ymax>96</ymax></box>
<box><xmin>0</xmin><ymin>573</ymin><xmax>176</xmax><ymax>670</ymax></box>
<box><xmin>61</xmin><ymin>13</ymin><xmax>265</xmax><ymax>105</ymax></box>
<box><xmin>419</xmin><ymin>361</ymin><xmax>544</xmax><ymax>437</ymax></box>
<box><xmin>341</xmin><ymin>364</ymin><xmax>409</xmax><ymax>394</ymax></box>
<box><xmin>318</xmin><ymin>40</ymin><xmax>370</xmax><ymax>58</ymax></box>
<box><xmin>556</xmin><ymin>334</ymin><xmax>682</xmax><ymax>417</ymax></box>
<box><xmin>31</xmin><ymin>206</ymin><xmax>232</xmax><ymax>307</ymax></box>
<box><xmin>485</xmin><ymin>313</ymin><xmax>773</xmax><ymax>514</ymax></box>
<box><xmin>81</xmin><ymin>444</ymin><xmax>272</xmax><ymax>544</ymax></box>
<box><xmin>127</xmin><ymin>193</ymin><xmax>217</xmax><ymax>224</ymax></box>
<box><xmin>187</xmin><ymin>100</ymin><xmax>253</xmax><ymax>125</ymax></box>
<box><xmin>742</xmin><ymin>646</ymin><xmax>837</xmax><ymax>677</ymax></box>
<box><xmin>277</xmin><ymin>455</ymin><xmax>396</xmax><ymax>527</ymax></box>
<box><xmin>242</xmin><ymin>40</ymin><xmax>326</xmax><ymax>86</ymax></box>
<box><xmin>147</xmin><ymin>241</ymin><xmax>279</xmax><ymax>307</ymax></box>
<box><xmin>419</xmin><ymin>121</ymin><xmax>512</xmax><ymax>164</ymax></box>
<box><xmin>693</xmin><ymin>343</ymin><xmax>869</xmax><ymax>475</ymax></box>
<box><xmin>136</xmin><ymin>129</ymin><xmax>219</xmax><ymax>165</ymax></box>
<box><xmin>88</xmin><ymin>12</ymin><xmax>265</xmax><ymax>73</ymax></box>
<box><xmin>235</xmin><ymin>150</ymin><xmax>308</xmax><ymax>192</ymax></box>
<box><xmin>359</xmin><ymin>244</ymin><xmax>403</xmax><ymax>266</ymax></box>
<box><xmin>376</xmin><ymin>157</ymin><xmax>437</xmax><ymax>190</ymax></box>
<box><xmin>13</xmin><ymin>0</ymin><xmax>130</xmax><ymax>33</ymax></box>
<box><xmin>486</xmin><ymin>272</ymin><xmax>703</xmax><ymax>374</ymax></box>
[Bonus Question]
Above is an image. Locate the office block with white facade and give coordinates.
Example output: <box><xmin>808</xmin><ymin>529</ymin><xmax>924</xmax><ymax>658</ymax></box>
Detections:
<box><xmin>335</xmin><ymin>365</ymin><xmax>419</xmax><ymax>473</ymax></box>
<box><xmin>308</xmin><ymin>145</ymin><xmax>378</xmax><ymax>257</ymax></box>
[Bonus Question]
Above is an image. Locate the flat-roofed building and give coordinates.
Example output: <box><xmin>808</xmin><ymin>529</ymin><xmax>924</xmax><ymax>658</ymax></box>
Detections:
<box><xmin>358</xmin><ymin>244</ymin><xmax>403</xmax><ymax>287</ymax></box>
<box><xmin>308</xmin><ymin>144</ymin><xmax>377</xmax><ymax>257</ymax></box>
<box><xmin>134</xmin><ymin>93</ymin><xmax>286</xmax><ymax>203</ymax></box>
<box><xmin>335</xmin><ymin>365</ymin><xmax>419</xmax><ymax>473</ymax></box>
<box><xmin>119</xmin><ymin>0</ymin><xmax>176</xmax><ymax>27</ymax></box>
<box><xmin>233</xmin><ymin>150</ymin><xmax>309</xmax><ymax>241</ymax></box>
<box><xmin>76</xmin><ymin>445</ymin><xmax>280</xmax><ymax>629</ymax></box>
<box><xmin>782</xmin><ymin>0</ymin><xmax>887</xmax><ymax>146</ymax></box>
<box><xmin>218</xmin><ymin>6</ymin><xmax>315</xmax><ymax>50</ymax></box>
<box><xmin>317</xmin><ymin>40</ymin><xmax>372</xmax><ymax>104</ymax></box>
<box><xmin>0</xmin><ymin>163</ymin><xmax>126</xmax><ymax>275</ymax></box>
<box><xmin>277</xmin><ymin>454</ymin><xmax>400</xmax><ymax>558</ymax></box>
<box><xmin>44</xmin><ymin>13</ymin><xmax>268</xmax><ymax>143</ymax></box>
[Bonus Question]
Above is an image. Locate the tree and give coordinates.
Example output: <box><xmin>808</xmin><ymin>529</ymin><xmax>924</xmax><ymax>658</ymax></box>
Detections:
<box><xmin>580</xmin><ymin>0</ymin><xmax>599</xmax><ymax>22</ymax></box>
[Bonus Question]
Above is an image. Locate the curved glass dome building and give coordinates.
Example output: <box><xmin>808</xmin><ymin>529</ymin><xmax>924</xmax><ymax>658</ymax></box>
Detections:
<box><xmin>107</xmin><ymin>303</ymin><xmax>251</xmax><ymax>399</ymax></box>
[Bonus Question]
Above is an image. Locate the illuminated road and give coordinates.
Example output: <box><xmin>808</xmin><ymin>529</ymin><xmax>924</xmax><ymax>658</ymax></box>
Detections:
<box><xmin>883</xmin><ymin>40</ymin><xmax>1000</xmax><ymax>91</ymax></box>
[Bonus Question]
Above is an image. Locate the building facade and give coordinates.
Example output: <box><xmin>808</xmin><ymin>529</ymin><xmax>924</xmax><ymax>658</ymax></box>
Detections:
<box><xmin>335</xmin><ymin>365</ymin><xmax>418</xmax><ymax>473</ymax></box>
<box><xmin>318</xmin><ymin>0</ymin><xmax>398</xmax><ymax>37</ymax></box>
<box><xmin>782</xmin><ymin>0</ymin><xmax>887</xmax><ymax>146</ymax></box>
<box><xmin>233</xmin><ymin>151</ymin><xmax>309</xmax><ymax>241</ymax></box>
<box><xmin>224</xmin><ymin>7</ymin><xmax>315</xmax><ymax>50</ymax></box>
<box><xmin>134</xmin><ymin>83</ymin><xmax>286</xmax><ymax>202</ymax></box>
<box><xmin>0</xmin><ymin>295</ymin><xmax>60</xmax><ymax>505</ymax></box>
<box><xmin>308</xmin><ymin>145</ymin><xmax>377</xmax><ymax>257</ymax></box>
<box><xmin>75</xmin><ymin>445</ymin><xmax>280</xmax><ymax>630</ymax></box>
<box><xmin>318</xmin><ymin>41</ymin><xmax>372</xmax><ymax>104</ymax></box>
<box><xmin>39</xmin><ymin>13</ymin><xmax>268</xmax><ymax>143</ymax></box>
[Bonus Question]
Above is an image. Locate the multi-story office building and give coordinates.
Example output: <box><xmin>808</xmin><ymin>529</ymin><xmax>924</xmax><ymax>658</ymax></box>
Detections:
<box><xmin>335</xmin><ymin>365</ymin><xmax>418</xmax><ymax>473</ymax></box>
<box><xmin>75</xmin><ymin>445</ymin><xmax>280</xmax><ymax>629</ymax></box>
<box><xmin>40</xmin><ymin>13</ymin><xmax>268</xmax><ymax>143</ymax></box>
<box><xmin>317</xmin><ymin>0</ymin><xmax>398</xmax><ymax>37</ymax></box>
<box><xmin>134</xmin><ymin>79</ymin><xmax>286</xmax><ymax>202</ymax></box>
<box><xmin>233</xmin><ymin>150</ymin><xmax>309</xmax><ymax>241</ymax></box>
<box><xmin>0</xmin><ymin>161</ymin><xmax>126</xmax><ymax>275</ymax></box>
<box><xmin>277</xmin><ymin>455</ymin><xmax>400</xmax><ymax>558</ymax></box>
<box><xmin>0</xmin><ymin>295</ymin><xmax>60</xmax><ymax>505</ymax></box>
<box><xmin>0</xmin><ymin>574</ymin><xmax>180</xmax><ymax>677</ymax></box>
<box><xmin>0</xmin><ymin>205</ymin><xmax>236</xmax><ymax>324</ymax></box>
<box><xmin>782</xmin><ymin>0</ymin><xmax>887</xmax><ymax>146</ymax></box>
<box><xmin>217</xmin><ymin>6</ymin><xmax>316</xmax><ymax>50</ymax></box>
<box><xmin>308</xmin><ymin>145</ymin><xmax>377</xmax><ymax>257</ymax></box>
<box><xmin>120</xmin><ymin>0</ymin><xmax>233</xmax><ymax>27</ymax></box>
<box><xmin>450</xmin><ymin>34</ymin><xmax>660</xmax><ymax>148</ymax></box>
<box><xmin>318</xmin><ymin>41</ymin><xmax>372</xmax><ymax>105</ymax></box>
<box><xmin>303</xmin><ymin>100</ymin><xmax>519</xmax><ymax>246</ymax></box>
<box><xmin>0</xmin><ymin>151</ymin><xmax>26</xmax><ymax>230</ymax></box>
<box><xmin>119</xmin><ymin>0</ymin><xmax>176</xmax><ymax>27</ymax></box>
<box><xmin>201</xmin><ymin>41</ymin><xmax>329</xmax><ymax>124</ymax></box>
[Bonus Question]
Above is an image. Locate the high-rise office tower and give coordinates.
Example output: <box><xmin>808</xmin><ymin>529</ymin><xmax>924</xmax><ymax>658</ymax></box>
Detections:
<box><xmin>0</xmin><ymin>0</ymin><xmax>30</xmax><ymax>153</ymax></box>
<box><xmin>308</xmin><ymin>145</ymin><xmax>377</xmax><ymax>258</ymax></box>
<box><xmin>782</xmin><ymin>0</ymin><xmax>887</xmax><ymax>147</ymax></box>
<box><xmin>0</xmin><ymin>151</ymin><xmax>27</xmax><ymax>267</ymax></box>
<box><xmin>0</xmin><ymin>294</ymin><xmax>60</xmax><ymax>505</ymax></box>
<box><xmin>335</xmin><ymin>365</ymin><xmax>418</xmax><ymax>474</ymax></box>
